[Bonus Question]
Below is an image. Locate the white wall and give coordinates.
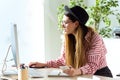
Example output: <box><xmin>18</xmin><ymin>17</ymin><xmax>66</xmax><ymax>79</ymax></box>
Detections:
<box><xmin>0</xmin><ymin>0</ymin><xmax>45</xmax><ymax>70</ymax></box>
<box><xmin>44</xmin><ymin>0</ymin><xmax>69</xmax><ymax>61</ymax></box>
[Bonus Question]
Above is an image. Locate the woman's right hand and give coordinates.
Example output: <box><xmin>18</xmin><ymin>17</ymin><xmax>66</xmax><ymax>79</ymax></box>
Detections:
<box><xmin>29</xmin><ymin>62</ymin><xmax>47</xmax><ymax>68</ymax></box>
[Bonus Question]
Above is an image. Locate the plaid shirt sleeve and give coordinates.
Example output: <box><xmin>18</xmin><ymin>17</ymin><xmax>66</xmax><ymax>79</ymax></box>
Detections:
<box><xmin>46</xmin><ymin>45</ymin><xmax>66</xmax><ymax>68</ymax></box>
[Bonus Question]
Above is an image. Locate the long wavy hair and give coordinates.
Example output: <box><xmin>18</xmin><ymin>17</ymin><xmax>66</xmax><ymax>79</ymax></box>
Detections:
<box><xmin>64</xmin><ymin>13</ymin><xmax>90</xmax><ymax>69</ymax></box>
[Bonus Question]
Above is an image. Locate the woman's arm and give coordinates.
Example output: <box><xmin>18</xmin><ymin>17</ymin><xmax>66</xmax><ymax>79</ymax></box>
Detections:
<box><xmin>46</xmin><ymin>52</ymin><xmax>66</xmax><ymax>68</ymax></box>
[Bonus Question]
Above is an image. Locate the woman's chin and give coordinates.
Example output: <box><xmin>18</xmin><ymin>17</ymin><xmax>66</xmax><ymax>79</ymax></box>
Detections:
<box><xmin>63</xmin><ymin>30</ymin><xmax>71</xmax><ymax>35</ymax></box>
<box><xmin>64</xmin><ymin>31</ymin><xmax>68</xmax><ymax>34</ymax></box>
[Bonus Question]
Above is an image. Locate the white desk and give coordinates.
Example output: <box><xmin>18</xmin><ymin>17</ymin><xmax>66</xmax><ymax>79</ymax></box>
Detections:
<box><xmin>0</xmin><ymin>68</ymin><xmax>120</xmax><ymax>80</ymax></box>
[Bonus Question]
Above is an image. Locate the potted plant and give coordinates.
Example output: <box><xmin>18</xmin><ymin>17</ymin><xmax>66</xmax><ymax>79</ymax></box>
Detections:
<box><xmin>116</xmin><ymin>13</ymin><xmax>120</xmax><ymax>25</ymax></box>
<box><xmin>87</xmin><ymin>0</ymin><xmax>119</xmax><ymax>38</ymax></box>
<box><xmin>57</xmin><ymin>0</ymin><xmax>120</xmax><ymax>38</ymax></box>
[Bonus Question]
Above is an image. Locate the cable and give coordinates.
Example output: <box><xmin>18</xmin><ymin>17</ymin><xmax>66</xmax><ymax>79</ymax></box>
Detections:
<box><xmin>1</xmin><ymin>44</ymin><xmax>11</xmax><ymax>75</ymax></box>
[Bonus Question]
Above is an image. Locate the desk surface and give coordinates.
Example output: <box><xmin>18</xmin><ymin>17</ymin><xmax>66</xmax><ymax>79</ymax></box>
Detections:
<box><xmin>0</xmin><ymin>68</ymin><xmax>120</xmax><ymax>80</ymax></box>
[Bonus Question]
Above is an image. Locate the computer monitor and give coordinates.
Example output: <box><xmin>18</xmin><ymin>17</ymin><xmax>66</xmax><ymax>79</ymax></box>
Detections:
<box><xmin>10</xmin><ymin>24</ymin><xmax>20</xmax><ymax>69</ymax></box>
<box><xmin>1</xmin><ymin>24</ymin><xmax>20</xmax><ymax>76</ymax></box>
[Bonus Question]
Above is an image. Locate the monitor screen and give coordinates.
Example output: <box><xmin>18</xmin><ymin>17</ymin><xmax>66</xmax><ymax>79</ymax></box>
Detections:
<box><xmin>10</xmin><ymin>24</ymin><xmax>20</xmax><ymax>69</ymax></box>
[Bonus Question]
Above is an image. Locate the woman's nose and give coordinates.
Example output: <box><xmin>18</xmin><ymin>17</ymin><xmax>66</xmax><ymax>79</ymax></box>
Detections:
<box><xmin>61</xmin><ymin>23</ymin><xmax>65</xmax><ymax>28</ymax></box>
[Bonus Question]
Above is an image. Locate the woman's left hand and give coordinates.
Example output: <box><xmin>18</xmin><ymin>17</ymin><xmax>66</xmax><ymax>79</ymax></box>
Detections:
<box><xmin>63</xmin><ymin>67</ymin><xmax>82</xmax><ymax>76</ymax></box>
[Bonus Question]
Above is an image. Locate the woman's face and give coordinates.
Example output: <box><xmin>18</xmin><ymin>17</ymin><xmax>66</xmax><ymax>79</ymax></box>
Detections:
<box><xmin>62</xmin><ymin>15</ymin><xmax>78</xmax><ymax>35</ymax></box>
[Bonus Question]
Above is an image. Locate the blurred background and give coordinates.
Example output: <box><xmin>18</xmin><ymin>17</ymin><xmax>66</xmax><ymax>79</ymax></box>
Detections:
<box><xmin>0</xmin><ymin>0</ymin><xmax>120</xmax><ymax>78</ymax></box>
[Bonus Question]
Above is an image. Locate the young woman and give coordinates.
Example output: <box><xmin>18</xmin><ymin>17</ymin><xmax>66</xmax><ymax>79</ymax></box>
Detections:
<box><xmin>29</xmin><ymin>5</ymin><xmax>113</xmax><ymax>77</ymax></box>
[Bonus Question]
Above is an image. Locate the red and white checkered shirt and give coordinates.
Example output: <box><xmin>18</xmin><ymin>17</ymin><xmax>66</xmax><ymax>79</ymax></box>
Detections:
<box><xmin>46</xmin><ymin>30</ymin><xmax>107</xmax><ymax>75</ymax></box>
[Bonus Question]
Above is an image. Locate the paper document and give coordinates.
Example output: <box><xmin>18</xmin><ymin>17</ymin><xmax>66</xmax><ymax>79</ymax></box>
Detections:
<box><xmin>48</xmin><ymin>69</ymin><xmax>69</xmax><ymax>77</ymax></box>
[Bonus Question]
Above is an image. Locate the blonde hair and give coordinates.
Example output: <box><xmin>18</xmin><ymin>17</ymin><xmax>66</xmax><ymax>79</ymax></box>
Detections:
<box><xmin>65</xmin><ymin>26</ymin><xmax>88</xmax><ymax>69</ymax></box>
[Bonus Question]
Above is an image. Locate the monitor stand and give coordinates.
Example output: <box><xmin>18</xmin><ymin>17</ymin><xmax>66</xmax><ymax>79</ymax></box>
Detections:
<box><xmin>1</xmin><ymin>45</ymin><xmax>18</xmax><ymax>76</ymax></box>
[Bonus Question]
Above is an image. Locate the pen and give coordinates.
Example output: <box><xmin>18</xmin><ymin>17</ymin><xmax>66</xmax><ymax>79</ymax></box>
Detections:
<box><xmin>58</xmin><ymin>71</ymin><xmax>61</xmax><ymax>76</ymax></box>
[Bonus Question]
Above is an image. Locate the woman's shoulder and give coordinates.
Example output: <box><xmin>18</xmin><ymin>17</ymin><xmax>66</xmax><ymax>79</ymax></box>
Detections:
<box><xmin>87</xmin><ymin>27</ymin><xmax>100</xmax><ymax>36</ymax></box>
<box><xmin>86</xmin><ymin>27</ymin><xmax>102</xmax><ymax>41</ymax></box>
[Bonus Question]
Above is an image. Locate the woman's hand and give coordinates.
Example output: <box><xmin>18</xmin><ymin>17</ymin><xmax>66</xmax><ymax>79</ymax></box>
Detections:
<box><xmin>63</xmin><ymin>67</ymin><xmax>82</xmax><ymax>76</ymax></box>
<box><xmin>29</xmin><ymin>62</ymin><xmax>47</xmax><ymax>68</ymax></box>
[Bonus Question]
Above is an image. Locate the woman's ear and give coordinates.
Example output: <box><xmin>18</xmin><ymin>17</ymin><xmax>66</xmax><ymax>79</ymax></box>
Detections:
<box><xmin>74</xmin><ymin>21</ymin><xmax>79</xmax><ymax>28</ymax></box>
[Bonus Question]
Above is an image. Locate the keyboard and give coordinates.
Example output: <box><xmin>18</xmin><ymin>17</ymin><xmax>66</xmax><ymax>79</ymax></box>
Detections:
<box><xmin>1</xmin><ymin>68</ymin><xmax>69</xmax><ymax>78</ymax></box>
<box><xmin>28</xmin><ymin>68</ymin><xmax>44</xmax><ymax>78</ymax></box>
<box><xmin>1</xmin><ymin>69</ymin><xmax>18</xmax><ymax>76</ymax></box>
<box><xmin>1</xmin><ymin>68</ymin><xmax>44</xmax><ymax>78</ymax></box>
